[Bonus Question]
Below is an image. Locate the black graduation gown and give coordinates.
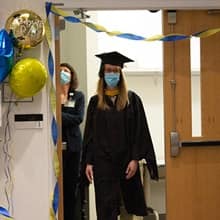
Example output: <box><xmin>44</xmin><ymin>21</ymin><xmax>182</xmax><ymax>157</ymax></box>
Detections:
<box><xmin>82</xmin><ymin>91</ymin><xmax>158</xmax><ymax>220</ymax></box>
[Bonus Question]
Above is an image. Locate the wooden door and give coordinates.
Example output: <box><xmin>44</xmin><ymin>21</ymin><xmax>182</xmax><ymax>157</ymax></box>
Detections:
<box><xmin>164</xmin><ymin>10</ymin><xmax>220</xmax><ymax>220</ymax></box>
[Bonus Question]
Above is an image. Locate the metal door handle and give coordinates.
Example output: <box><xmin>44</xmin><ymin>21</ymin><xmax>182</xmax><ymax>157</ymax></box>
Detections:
<box><xmin>181</xmin><ymin>140</ymin><xmax>220</xmax><ymax>147</ymax></box>
<box><xmin>170</xmin><ymin>131</ymin><xmax>220</xmax><ymax>157</ymax></box>
<box><xmin>170</xmin><ymin>131</ymin><xmax>180</xmax><ymax>157</ymax></box>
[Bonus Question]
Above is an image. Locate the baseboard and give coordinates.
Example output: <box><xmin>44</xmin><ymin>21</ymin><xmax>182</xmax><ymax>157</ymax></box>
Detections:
<box><xmin>143</xmin><ymin>213</ymin><xmax>166</xmax><ymax>220</ymax></box>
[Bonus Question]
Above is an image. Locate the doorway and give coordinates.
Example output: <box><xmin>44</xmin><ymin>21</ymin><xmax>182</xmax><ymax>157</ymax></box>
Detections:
<box><xmin>59</xmin><ymin>9</ymin><xmax>165</xmax><ymax>220</ymax></box>
<box><xmin>54</xmin><ymin>6</ymin><xmax>220</xmax><ymax>220</ymax></box>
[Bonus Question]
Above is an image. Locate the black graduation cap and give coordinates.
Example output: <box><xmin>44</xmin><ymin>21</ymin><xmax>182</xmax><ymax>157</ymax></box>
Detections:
<box><xmin>95</xmin><ymin>51</ymin><xmax>134</xmax><ymax>68</ymax></box>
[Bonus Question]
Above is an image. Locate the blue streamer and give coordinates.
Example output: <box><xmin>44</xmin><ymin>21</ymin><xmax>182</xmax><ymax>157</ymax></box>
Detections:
<box><xmin>52</xmin><ymin>182</ymin><xmax>59</xmax><ymax>214</ymax></box>
<box><xmin>51</xmin><ymin>117</ymin><xmax>58</xmax><ymax>146</ymax></box>
<box><xmin>64</xmin><ymin>16</ymin><xmax>81</xmax><ymax>23</ymax></box>
<box><xmin>0</xmin><ymin>206</ymin><xmax>12</xmax><ymax>218</ymax></box>
<box><xmin>48</xmin><ymin>50</ymin><xmax>54</xmax><ymax>78</ymax></box>
<box><xmin>161</xmin><ymin>35</ymin><xmax>189</xmax><ymax>42</ymax></box>
<box><xmin>45</xmin><ymin>2</ymin><xmax>52</xmax><ymax>17</ymax></box>
<box><xmin>117</xmin><ymin>33</ymin><xmax>146</xmax><ymax>41</ymax></box>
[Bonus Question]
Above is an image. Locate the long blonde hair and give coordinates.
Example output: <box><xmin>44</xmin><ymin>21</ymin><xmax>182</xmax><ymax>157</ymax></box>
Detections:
<box><xmin>97</xmin><ymin>65</ymin><xmax>129</xmax><ymax>111</ymax></box>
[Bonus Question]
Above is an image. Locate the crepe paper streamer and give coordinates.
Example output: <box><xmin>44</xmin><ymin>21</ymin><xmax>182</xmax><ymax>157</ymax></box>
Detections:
<box><xmin>48</xmin><ymin>50</ymin><xmax>54</xmax><ymax>78</ymax></box>
<box><xmin>53</xmin><ymin>151</ymin><xmax>60</xmax><ymax>178</ymax></box>
<box><xmin>44</xmin><ymin>4</ymin><xmax>53</xmax><ymax>46</ymax></box>
<box><xmin>82</xmin><ymin>22</ymin><xmax>108</xmax><ymax>32</ymax></box>
<box><xmin>51</xmin><ymin>6</ymin><xmax>81</xmax><ymax>23</ymax></box>
<box><xmin>49</xmin><ymin>182</ymin><xmax>59</xmax><ymax>220</ymax></box>
<box><xmin>50</xmin><ymin>85</ymin><xmax>57</xmax><ymax>113</ymax></box>
<box><xmin>45</xmin><ymin>3</ymin><xmax>60</xmax><ymax>219</ymax></box>
<box><xmin>50</xmin><ymin>204</ymin><xmax>56</xmax><ymax>220</ymax></box>
<box><xmin>45</xmin><ymin>1</ymin><xmax>52</xmax><ymax>16</ymax></box>
<box><xmin>160</xmin><ymin>34</ymin><xmax>189</xmax><ymax>41</ymax></box>
<box><xmin>144</xmin><ymin>34</ymin><xmax>164</xmax><ymax>41</ymax></box>
<box><xmin>192</xmin><ymin>28</ymin><xmax>220</xmax><ymax>38</ymax></box>
<box><xmin>44</xmin><ymin>20</ymin><xmax>52</xmax><ymax>49</ymax></box>
<box><xmin>0</xmin><ymin>207</ymin><xmax>13</xmax><ymax>219</ymax></box>
<box><xmin>52</xmin><ymin>117</ymin><xmax>58</xmax><ymax>146</ymax></box>
<box><xmin>50</xmin><ymin>4</ymin><xmax>69</xmax><ymax>17</ymax></box>
<box><xmin>48</xmin><ymin>3</ymin><xmax>220</xmax><ymax>42</ymax></box>
<box><xmin>52</xmin><ymin>182</ymin><xmax>59</xmax><ymax>214</ymax></box>
<box><xmin>117</xmin><ymin>33</ymin><xmax>146</xmax><ymax>41</ymax></box>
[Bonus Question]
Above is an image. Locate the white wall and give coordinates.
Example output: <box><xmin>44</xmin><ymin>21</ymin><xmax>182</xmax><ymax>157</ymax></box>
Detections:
<box><xmin>60</xmin><ymin>20</ymin><xmax>87</xmax><ymax>95</ymax></box>
<box><xmin>0</xmin><ymin>1</ymin><xmax>54</xmax><ymax>219</ymax></box>
<box><xmin>126</xmin><ymin>73</ymin><xmax>164</xmax><ymax>163</ymax></box>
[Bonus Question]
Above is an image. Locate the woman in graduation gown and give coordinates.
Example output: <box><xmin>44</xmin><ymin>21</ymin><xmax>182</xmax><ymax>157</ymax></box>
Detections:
<box><xmin>82</xmin><ymin>51</ymin><xmax>158</xmax><ymax>220</ymax></box>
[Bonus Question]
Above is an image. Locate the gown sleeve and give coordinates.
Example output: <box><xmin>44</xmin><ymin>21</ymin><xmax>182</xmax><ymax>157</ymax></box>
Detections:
<box><xmin>82</xmin><ymin>96</ymin><xmax>98</xmax><ymax>164</ymax></box>
<box><xmin>128</xmin><ymin>91</ymin><xmax>159</xmax><ymax>180</ymax></box>
<box><xmin>81</xmin><ymin>96</ymin><xmax>97</xmax><ymax>186</ymax></box>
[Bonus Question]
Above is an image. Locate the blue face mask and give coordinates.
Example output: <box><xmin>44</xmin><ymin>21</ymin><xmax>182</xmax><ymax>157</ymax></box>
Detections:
<box><xmin>104</xmin><ymin>72</ymin><xmax>120</xmax><ymax>88</ymax></box>
<box><xmin>60</xmin><ymin>70</ymin><xmax>71</xmax><ymax>85</ymax></box>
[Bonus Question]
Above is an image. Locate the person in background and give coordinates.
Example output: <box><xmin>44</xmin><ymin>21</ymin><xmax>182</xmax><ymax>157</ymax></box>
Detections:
<box><xmin>82</xmin><ymin>51</ymin><xmax>159</xmax><ymax>220</ymax></box>
<box><xmin>60</xmin><ymin>63</ymin><xmax>85</xmax><ymax>220</ymax></box>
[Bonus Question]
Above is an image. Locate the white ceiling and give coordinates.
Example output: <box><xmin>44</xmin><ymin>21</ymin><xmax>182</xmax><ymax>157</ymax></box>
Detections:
<box><xmin>53</xmin><ymin>0</ymin><xmax>220</xmax><ymax>10</ymax></box>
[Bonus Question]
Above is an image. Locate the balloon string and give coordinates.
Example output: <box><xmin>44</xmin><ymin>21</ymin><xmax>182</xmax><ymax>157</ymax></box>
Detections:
<box><xmin>2</xmin><ymin>92</ymin><xmax>14</xmax><ymax>216</ymax></box>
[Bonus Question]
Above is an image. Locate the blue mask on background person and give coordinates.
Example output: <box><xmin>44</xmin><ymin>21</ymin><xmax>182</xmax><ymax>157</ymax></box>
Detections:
<box><xmin>60</xmin><ymin>70</ymin><xmax>71</xmax><ymax>84</ymax></box>
<box><xmin>104</xmin><ymin>72</ymin><xmax>120</xmax><ymax>88</ymax></box>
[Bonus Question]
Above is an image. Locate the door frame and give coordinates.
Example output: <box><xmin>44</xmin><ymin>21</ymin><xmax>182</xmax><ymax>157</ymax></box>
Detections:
<box><xmin>53</xmin><ymin>3</ymin><xmax>220</xmax><ymax>220</ymax></box>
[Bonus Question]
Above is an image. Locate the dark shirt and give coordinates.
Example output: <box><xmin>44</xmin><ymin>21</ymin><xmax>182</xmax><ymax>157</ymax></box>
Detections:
<box><xmin>62</xmin><ymin>90</ymin><xmax>85</xmax><ymax>152</ymax></box>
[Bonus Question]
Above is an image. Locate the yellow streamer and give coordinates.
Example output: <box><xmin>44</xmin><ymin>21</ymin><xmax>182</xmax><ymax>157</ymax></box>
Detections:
<box><xmin>53</xmin><ymin>151</ymin><xmax>60</xmax><ymax>178</ymax></box>
<box><xmin>82</xmin><ymin>22</ymin><xmax>108</xmax><ymax>32</ymax></box>
<box><xmin>44</xmin><ymin>20</ymin><xmax>52</xmax><ymax>48</ymax></box>
<box><xmin>49</xmin><ymin>192</ymin><xmax>56</xmax><ymax>220</ymax></box>
<box><xmin>196</xmin><ymin>28</ymin><xmax>220</xmax><ymax>38</ymax></box>
<box><xmin>106</xmin><ymin>31</ymin><xmax>123</xmax><ymax>36</ymax></box>
<box><xmin>1</xmin><ymin>217</ymin><xmax>13</xmax><ymax>220</ymax></box>
<box><xmin>51</xmin><ymin>5</ymin><xmax>69</xmax><ymax>17</ymax></box>
<box><xmin>145</xmin><ymin>34</ymin><xmax>164</xmax><ymax>41</ymax></box>
<box><xmin>50</xmin><ymin>4</ymin><xmax>220</xmax><ymax>42</ymax></box>
<box><xmin>50</xmin><ymin>85</ymin><xmax>57</xmax><ymax>115</ymax></box>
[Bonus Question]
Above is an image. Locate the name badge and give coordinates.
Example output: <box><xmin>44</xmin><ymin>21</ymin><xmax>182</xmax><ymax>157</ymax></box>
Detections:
<box><xmin>65</xmin><ymin>100</ymin><xmax>75</xmax><ymax>108</ymax></box>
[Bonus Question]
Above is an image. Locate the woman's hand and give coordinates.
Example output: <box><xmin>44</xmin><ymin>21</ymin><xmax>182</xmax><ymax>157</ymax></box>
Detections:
<box><xmin>60</xmin><ymin>94</ymin><xmax>67</xmax><ymax>104</ymax></box>
<box><xmin>125</xmin><ymin>160</ymin><xmax>138</xmax><ymax>179</ymax></box>
<box><xmin>85</xmin><ymin>164</ymin><xmax>94</xmax><ymax>183</ymax></box>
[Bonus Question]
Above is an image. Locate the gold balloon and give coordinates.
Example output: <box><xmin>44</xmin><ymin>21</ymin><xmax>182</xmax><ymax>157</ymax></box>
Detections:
<box><xmin>5</xmin><ymin>9</ymin><xmax>45</xmax><ymax>49</ymax></box>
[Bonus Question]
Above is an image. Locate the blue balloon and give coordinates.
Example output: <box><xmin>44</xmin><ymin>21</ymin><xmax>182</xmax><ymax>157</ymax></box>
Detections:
<box><xmin>0</xmin><ymin>29</ymin><xmax>14</xmax><ymax>82</ymax></box>
<box><xmin>0</xmin><ymin>56</ymin><xmax>13</xmax><ymax>82</ymax></box>
<box><xmin>0</xmin><ymin>29</ymin><xmax>13</xmax><ymax>57</ymax></box>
